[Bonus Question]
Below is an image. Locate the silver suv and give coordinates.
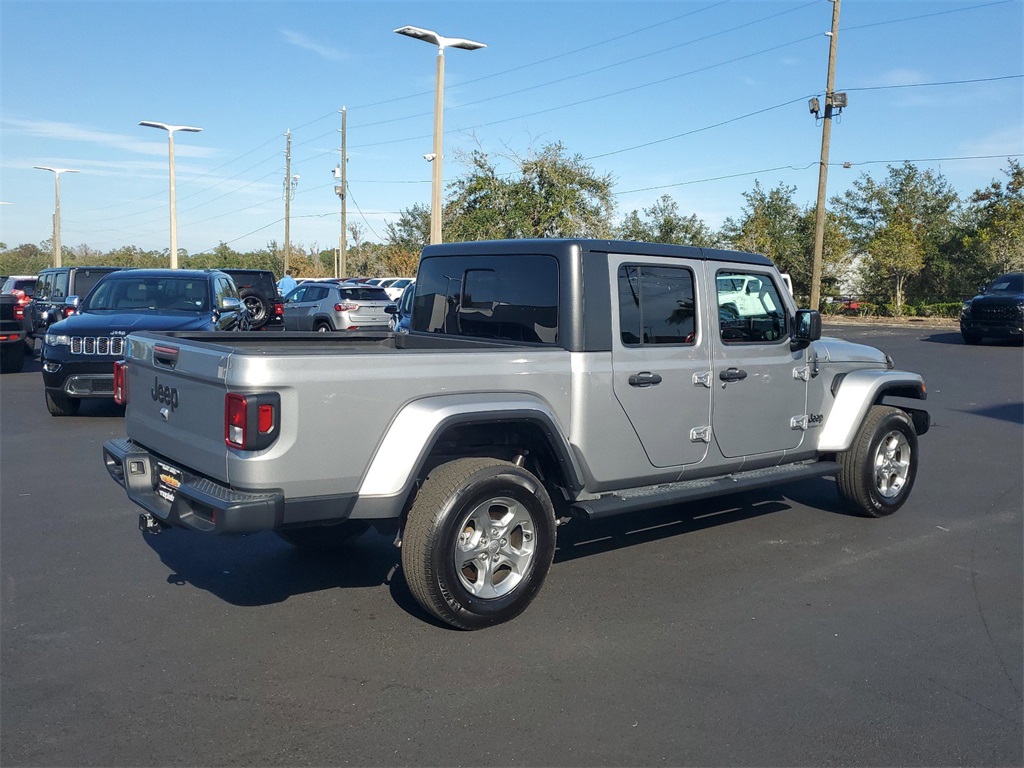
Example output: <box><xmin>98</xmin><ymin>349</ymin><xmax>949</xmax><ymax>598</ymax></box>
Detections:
<box><xmin>282</xmin><ymin>282</ymin><xmax>393</xmax><ymax>332</ymax></box>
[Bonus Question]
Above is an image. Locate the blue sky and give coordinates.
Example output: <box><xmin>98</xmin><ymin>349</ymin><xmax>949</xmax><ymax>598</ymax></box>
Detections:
<box><xmin>1</xmin><ymin>0</ymin><xmax>1021</xmax><ymax>256</ymax></box>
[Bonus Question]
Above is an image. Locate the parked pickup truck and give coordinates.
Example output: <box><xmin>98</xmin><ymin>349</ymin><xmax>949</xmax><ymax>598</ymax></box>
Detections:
<box><xmin>103</xmin><ymin>239</ymin><xmax>929</xmax><ymax>629</ymax></box>
<box><xmin>1</xmin><ymin>294</ymin><xmax>28</xmax><ymax>373</ymax></box>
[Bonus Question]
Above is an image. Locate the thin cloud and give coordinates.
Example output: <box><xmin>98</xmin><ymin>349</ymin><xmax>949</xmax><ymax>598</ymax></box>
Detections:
<box><xmin>281</xmin><ymin>29</ymin><xmax>345</xmax><ymax>61</ymax></box>
<box><xmin>2</xmin><ymin>118</ymin><xmax>216</xmax><ymax>158</ymax></box>
<box><xmin>873</xmin><ymin>68</ymin><xmax>928</xmax><ymax>87</ymax></box>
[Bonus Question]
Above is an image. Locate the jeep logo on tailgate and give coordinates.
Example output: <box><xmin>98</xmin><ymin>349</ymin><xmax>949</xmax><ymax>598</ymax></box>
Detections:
<box><xmin>151</xmin><ymin>377</ymin><xmax>179</xmax><ymax>411</ymax></box>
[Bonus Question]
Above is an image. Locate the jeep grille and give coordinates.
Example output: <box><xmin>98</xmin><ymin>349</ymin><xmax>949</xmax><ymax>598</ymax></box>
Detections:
<box><xmin>70</xmin><ymin>336</ymin><xmax>125</xmax><ymax>356</ymax></box>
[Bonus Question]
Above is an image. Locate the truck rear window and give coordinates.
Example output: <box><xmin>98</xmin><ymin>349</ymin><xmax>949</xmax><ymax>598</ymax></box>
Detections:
<box><xmin>412</xmin><ymin>254</ymin><xmax>558</xmax><ymax>344</ymax></box>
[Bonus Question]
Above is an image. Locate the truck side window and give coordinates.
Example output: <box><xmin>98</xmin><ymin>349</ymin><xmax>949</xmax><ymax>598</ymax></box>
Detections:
<box><xmin>36</xmin><ymin>272</ymin><xmax>53</xmax><ymax>300</ymax></box>
<box><xmin>413</xmin><ymin>254</ymin><xmax>558</xmax><ymax>344</ymax></box>
<box><xmin>52</xmin><ymin>272</ymin><xmax>69</xmax><ymax>300</ymax></box>
<box><xmin>618</xmin><ymin>265</ymin><xmax>696</xmax><ymax>345</ymax></box>
<box><xmin>716</xmin><ymin>270</ymin><xmax>787</xmax><ymax>343</ymax></box>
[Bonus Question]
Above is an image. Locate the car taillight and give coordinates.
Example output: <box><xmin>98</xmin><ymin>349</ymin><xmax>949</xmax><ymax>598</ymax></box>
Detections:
<box><xmin>274</xmin><ymin>302</ymin><xmax>284</xmax><ymax>317</ymax></box>
<box><xmin>63</xmin><ymin>305</ymin><xmax>76</xmax><ymax>318</ymax></box>
<box><xmin>334</xmin><ymin>302</ymin><xmax>358</xmax><ymax>312</ymax></box>
<box><xmin>224</xmin><ymin>392</ymin><xmax>280</xmax><ymax>450</ymax></box>
<box><xmin>113</xmin><ymin>361</ymin><xmax>128</xmax><ymax>404</ymax></box>
<box><xmin>13</xmin><ymin>305</ymin><xmax>24</xmax><ymax>321</ymax></box>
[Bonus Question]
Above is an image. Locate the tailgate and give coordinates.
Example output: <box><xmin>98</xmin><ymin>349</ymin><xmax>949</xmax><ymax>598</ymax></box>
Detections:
<box><xmin>124</xmin><ymin>334</ymin><xmax>231</xmax><ymax>482</ymax></box>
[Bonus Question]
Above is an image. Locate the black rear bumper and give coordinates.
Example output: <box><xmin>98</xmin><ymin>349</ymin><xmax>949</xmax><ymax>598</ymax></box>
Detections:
<box><xmin>103</xmin><ymin>438</ymin><xmax>283</xmax><ymax>534</ymax></box>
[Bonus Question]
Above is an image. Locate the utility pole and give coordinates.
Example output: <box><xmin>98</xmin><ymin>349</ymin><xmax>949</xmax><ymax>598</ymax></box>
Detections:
<box><xmin>283</xmin><ymin>129</ymin><xmax>298</xmax><ymax>276</ymax></box>
<box><xmin>334</xmin><ymin>107</ymin><xmax>348</xmax><ymax>280</ymax></box>
<box><xmin>809</xmin><ymin>0</ymin><xmax>844</xmax><ymax>310</ymax></box>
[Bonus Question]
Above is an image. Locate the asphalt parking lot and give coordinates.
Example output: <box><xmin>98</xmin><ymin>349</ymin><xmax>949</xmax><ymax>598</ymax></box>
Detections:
<box><xmin>2</xmin><ymin>325</ymin><xmax>1021</xmax><ymax>767</ymax></box>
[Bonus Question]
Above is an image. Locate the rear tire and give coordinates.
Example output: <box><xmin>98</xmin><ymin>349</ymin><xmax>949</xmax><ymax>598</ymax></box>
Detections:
<box><xmin>45</xmin><ymin>390</ymin><xmax>80</xmax><ymax>417</ymax></box>
<box><xmin>276</xmin><ymin>520</ymin><xmax>370</xmax><ymax>550</ymax></box>
<box><xmin>402</xmin><ymin>457</ymin><xmax>557</xmax><ymax>630</ymax></box>
<box><xmin>837</xmin><ymin>405</ymin><xmax>917</xmax><ymax>517</ymax></box>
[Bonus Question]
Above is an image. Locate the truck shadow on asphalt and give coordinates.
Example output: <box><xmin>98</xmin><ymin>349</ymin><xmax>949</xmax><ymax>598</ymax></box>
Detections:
<box><xmin>141</xmin><ymin>478</ymin><xmax>844</xmax><ymax>625</ymax></box>
<box><xmin>923</xmin><ymin>331</ymin><xmax>1024</xmax><ymax>346</ymax></box>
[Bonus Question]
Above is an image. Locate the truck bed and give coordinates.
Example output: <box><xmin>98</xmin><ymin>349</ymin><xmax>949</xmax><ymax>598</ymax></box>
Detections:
<box><xmin>137</xmin><ymin>329</ymin><xmax>536</xmax><ymax>356</ymax></box>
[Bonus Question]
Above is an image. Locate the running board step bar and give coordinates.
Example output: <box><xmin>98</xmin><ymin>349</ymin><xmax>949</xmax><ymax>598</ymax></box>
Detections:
<box><xmin>571</xmin><ymin>461</ymin><xmax>841</xmax><ymax>520</ymax></box>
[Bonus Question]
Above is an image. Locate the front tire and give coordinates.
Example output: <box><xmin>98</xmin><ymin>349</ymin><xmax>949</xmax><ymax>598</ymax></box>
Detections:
<box><xmin>45</xmin><ymin>390</ymin><xmax>80</xmax><ymax>417</ymax></box>
<box><xmin>837</xmin><ymin>405</ymin><xmax>918</xmax><ymax>517</ymax></box>
<box><xmin>402</xmin><ymin>458</ymin><xmax>557</xmax><ymax>630</ymax></box>
<box><xmin>315</xmin><ymin>321</ymin><xmax>332</xmax><ymax>333</ymax></box>
<box><xmin>961</xmin><ymin>329</ymin><xmax>983</xmax><ymax>345</ymax></box>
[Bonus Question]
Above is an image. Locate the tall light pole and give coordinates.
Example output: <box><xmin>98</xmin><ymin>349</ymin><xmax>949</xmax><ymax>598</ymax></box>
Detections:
<box><xmin>394</xmin><ymin>25</ymin><xmax>485</xmax><ymax>245</ymax></box>
<box><xmin>34</xmin><ymin>166</ymin><xmax>79</xmax><ymax>268</ymax></box>
<box><xmin>139</xmin><ymin>120</ymin><xmax>202</xmax><ymax>269</ymax></box>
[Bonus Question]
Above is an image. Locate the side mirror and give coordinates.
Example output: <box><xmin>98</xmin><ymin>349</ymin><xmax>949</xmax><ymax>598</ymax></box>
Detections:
<box><xmin>219</xmin><ymin>296</ymin><xmax>241</xmax><ymax>314</ymax></box>
<box><xmin>62</xmin><ymin>295</ymin><xmax>81</xmax><ymax>318</ymax></box>
<box><xmin>385</xmin><ymin>304</ymin><xmax>398</xmax><ymax>316</ymax></box>
<box><xmin>792</xmin><ymin>309</ymin><xmax>822</xmax><ymax>349</ymax></box>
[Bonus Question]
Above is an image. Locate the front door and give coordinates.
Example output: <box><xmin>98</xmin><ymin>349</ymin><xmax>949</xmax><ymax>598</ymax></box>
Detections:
<box><xmin>611</xmin><ymin>260</ymin><xmax>712</xmax><ymax>468</ymax></box>
<box><xmin>710</xmin><ymin>264</ymin><xmax>807</xmax><ymax>458</ymax></box>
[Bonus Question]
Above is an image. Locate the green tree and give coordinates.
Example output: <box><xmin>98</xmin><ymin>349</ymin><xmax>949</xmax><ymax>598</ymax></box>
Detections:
<box><xmin>719</xmin><ymin>181</ymin><xmax>850</xmax><ymax>298</ymax></box>
<box><xmin>615</xmin><ymin>195</ymin><xmax>717</xmax><ymax>246</ymax></box>
<box><xmin>444</xmin><ymin>142</ymin><xmax>615</xmax><ymax>240</ymax></box>
<box><xmin>961</xmin><ymin>159</ymin><xmax>1024</xmax><ymax>277</ymax></box>
<box><xmin>867</xmin><ymin>205</ymin><xmax>925</xmax><ymax>315</ymax></box>
<box><xmin>834</xmin><ymin>162</ymin><xmax>959</xmax><ymax>303</ymax></box>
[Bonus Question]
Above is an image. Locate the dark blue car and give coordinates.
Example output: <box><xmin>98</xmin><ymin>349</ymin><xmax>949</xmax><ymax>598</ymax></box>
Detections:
<box><xmin>41</xmin><ymin>269</ymin><xmax>245</xmax><ymax>416</ymax></box>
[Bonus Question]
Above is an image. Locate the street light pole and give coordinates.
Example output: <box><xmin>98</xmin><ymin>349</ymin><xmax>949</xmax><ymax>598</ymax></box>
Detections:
<box><xmin>394</xmin><ymin>25</ymin><xmax>486</xmax><ymax>245</ymax></box>
<box><xmin>139</xmin><ymin>120</ymin><xmax>202</xmax><ymax>269</ymax></box>
<box><xmin>34</xmin><ymin>166</ymin><xmax>79</xmax><ymax>268</ymax></box>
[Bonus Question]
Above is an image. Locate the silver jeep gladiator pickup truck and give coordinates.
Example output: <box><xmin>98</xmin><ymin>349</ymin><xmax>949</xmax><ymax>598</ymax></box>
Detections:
<box><xmin>104</xmin><ymin>239</ymin><xmax>929</xmax><ymax>629</ymax></box>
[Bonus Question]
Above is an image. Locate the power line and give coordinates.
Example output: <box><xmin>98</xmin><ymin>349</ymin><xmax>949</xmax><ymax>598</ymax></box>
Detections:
<box><xmin>616</xmin><ymin>153</ymin><xmax>1023</xmax><ymax>197</ymax></box>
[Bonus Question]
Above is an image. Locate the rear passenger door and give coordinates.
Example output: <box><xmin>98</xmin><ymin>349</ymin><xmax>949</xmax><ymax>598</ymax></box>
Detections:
<box><xmin>611</xmin><ymin>259</ymin><xmax>712</xmax><ymax>468</ymax></box>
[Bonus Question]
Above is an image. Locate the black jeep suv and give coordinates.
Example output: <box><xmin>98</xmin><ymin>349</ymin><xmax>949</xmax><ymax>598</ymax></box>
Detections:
<box><xmin>221</xmin><ymin>269</ymin><xmax>284</xmax><ymax>330</ymax></box>
<box><xmin>41</xmin><ymin>269</ymin><xmax>246</xmax><ymax>416</ymax></box>
<box><xmin>959</xmin><ymin>272</ymin><xmax>1024</xmax><ymax>345</ymax></box>
<box><xmin>28</xmin><ymin>266</ymin><xmax>122</xmax><ymax>351</ymax></box>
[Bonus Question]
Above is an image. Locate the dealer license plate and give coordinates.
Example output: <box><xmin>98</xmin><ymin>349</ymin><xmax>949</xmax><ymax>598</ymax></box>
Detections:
<box><xmin>156</xmin><ymin>461</ymin><xmax>183</xmax><ymax>503</ymax></box>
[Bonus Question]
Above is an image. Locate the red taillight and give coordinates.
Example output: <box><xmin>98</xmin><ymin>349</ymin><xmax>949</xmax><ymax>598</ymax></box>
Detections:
<box><xmin>225</xmin><ymin>393</ymin><xmax>247</xmax><ymax>448</ymax></box>
<box><xmin>225</xmin><ymin>392</ymin><xmax>280</xmax><ymax>450</ymax></box>
<box><xmin>113</xmin><ymin>361</ymin><xmax>128</xmax><ymax>404</ymax></box>
<box><xmin>274</xmin><ymin>302</ymin><xmax>284</xmax><ymax>317</ymax></box>
<box><xmin>63</xmin><ymin>305</ymin><xmax>76</xmax><ymax>318</ymax></box>
<box><xmin>258</xmin><ymin>404</ymin><xmax>274</xmax><ymax>433</ymax></box>
<box><xmin>13</xmin><ymin>305</ymin><xmax>24</xmax><ymax>321</ymax></box>
<box><xmin>334</xmin><ymin>302</ymin><xmax>358</xmax><ymax>312</ymax></box>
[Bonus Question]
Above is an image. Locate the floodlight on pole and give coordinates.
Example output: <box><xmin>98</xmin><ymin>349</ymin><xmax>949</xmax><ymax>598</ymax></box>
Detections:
<box><xmin>394</xmin><ymin>25</ymin><xmax>486</xmax><ymax>245</ymax></box>
<box><xmin>34</xmin><ymin>166</ymin><xmax>80</xmax><ymax>268</ymax></box>
<box><xmin>139</xmin><ymin>120</ymin><xmax>202</xmax><ymax>269</ymax></box>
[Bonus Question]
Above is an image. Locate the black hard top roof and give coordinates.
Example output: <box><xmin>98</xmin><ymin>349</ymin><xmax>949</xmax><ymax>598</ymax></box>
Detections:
<box><xmin>99</xmin><ymin>268</ymin><xmax>224</xmax><ymax>279</ymax></box>
<box><xmin>420</xmin><ymin>238</ymin><xmax>773</xmax><ymax>266</ymax></box>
